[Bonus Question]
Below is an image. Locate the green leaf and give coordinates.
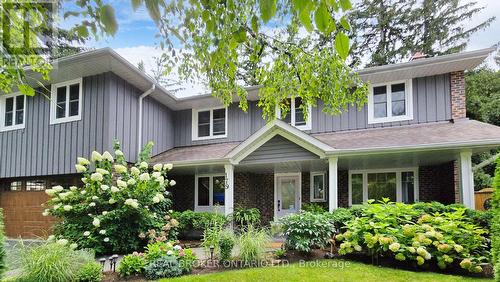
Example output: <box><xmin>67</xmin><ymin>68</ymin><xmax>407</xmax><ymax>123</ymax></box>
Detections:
<box><xmin>299</xmin><ymin>7</ymin><xmax>313</xmax><ymax>32</ymax></box>
<box><xmin>339</xmin><ymin>0</ymin><xmax>352</xmax><ymax>11</ymax></box>
<box><xmin>340</xmin><ymin>16</ymin><xmax>350</xmax><ymax>30</ymax></box>
<box><xmin>234</xmin><ymin>28</ymin><xmax>247</xmax><ymax>43</ymax></box>
<box><xmin>131</xmin><ymin>0</ymin><xmax>143</xmax><ymax>11</ymax></box>
<box><xmin>145</xmin><ymin>0</ymin><xmax>161</xmax><ymax>24</ymax></box>
<box><xmin>75</xmin><ymin>25</ymin><xmax>89</xmax><ymax>38</ymax></box>
<box><xmin>251</xmin><ymin>15</ymin><xmax>259</xmax><ymax>33</ymax></box>
<box><xmin>259</xmin><ymin>0</ymin><xmax>277</xmax><ymax>23</ymax></box>
<box><xmin>314</xmin><ymin>2</ymin><xmax>331</xmax><ymax>34</ymax></box>
<box><xmin>100</xmin><ymin>5</ymin><xmax>118</xmax><ymax>36</ymax></box>
<box><xmin>335</xmin><ymin>32</ymin><xmax>350</xmax><ymax>60</ymax></box>
<box><xmin>18</xmin><ymin>84</ymin><xmax>35</xmax><ymax>96</ymax></box>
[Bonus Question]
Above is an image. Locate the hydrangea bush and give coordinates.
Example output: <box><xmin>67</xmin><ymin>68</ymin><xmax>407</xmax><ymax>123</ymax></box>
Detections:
<box><xmin>336</xmin><ymin>199</ymin><xmax>490</xmax><ymax>273</ymax></box>
<box><xmin>44</xmin><ymin>142</ymin><xmax>177</xmax><ymax>254</ymax></box>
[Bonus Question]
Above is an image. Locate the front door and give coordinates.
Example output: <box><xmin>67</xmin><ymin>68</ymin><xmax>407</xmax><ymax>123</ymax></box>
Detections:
<box><xmin>275</xmin><ymin>173</ymin><xmax>301</xmax><ymax>218</ymax></box>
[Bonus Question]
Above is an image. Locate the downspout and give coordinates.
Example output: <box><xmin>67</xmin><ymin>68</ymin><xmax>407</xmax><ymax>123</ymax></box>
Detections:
<box><xmin>137</xmin><ymin>84</ymin><xmax>156</xmax><ymax>155</ymax></box>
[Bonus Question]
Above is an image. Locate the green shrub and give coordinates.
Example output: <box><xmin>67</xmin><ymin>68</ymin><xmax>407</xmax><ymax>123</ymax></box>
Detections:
<box><xmin>18</xmin><ymin>241</ymin><xmax>95</xmax><ymax>282</ymax></box>
<box><xmin>145</xmin><ymin>241</ymin><xmax>169</xmax><ymax>263</ymax></box>
<box><xmin>301</xmin><ymin>203</ymin><xmax>326</xmax><ymax>214</ymax></box>
<box><xmin>232</xmin><ymin>207</ymin><xmax>261</xmax><ymax>227</ymax></box>
<box><xmin>172</xmin><ymin>210</ymin><xmax>227</xmax><ymax>234</ymax></box>
<box><xmin>201</xmin><ymin>216</ymin><xmax>226</xmax><ymax>256</ymax></box>
<box><xmin>178</xmin><ymin>248</ymin><xmax>197</xmax><ymax>274</ymax></box>
<box><xmin>492</xmin><ymin>157</ymin><xmax>500</xmax><ymax>281</ymax></box>
<box><xmin>219</xmin><ymin>230</ymin><xmax>235</xmax><ymax>262</ymax></box>
<box><xmin>45</xmin><ymin>142</ymin><xmax>177</xmax><ymax>254</ymax></box>
<box><xmin>75</xmin><ymin>261</ymin><xmax>103</xmax><ymax>282</ymax></box>
<box><xmin>326</xmin><ymin>208</ymin><xmax>355</xmax><ymax>232</ymax></box>
<box><xmin>238</xmin><ymin>225</ymin><xmax>270</xmax><ymax>264</ymax></box>
<box><xmin>0</xmin><ymin>209</ymin><xmax>5</xmax><ymax>279</ymax></box>
<box><xmin>118</xmin><ymin>253</ymin><xmax>146</xmax><ymax>277</ymax></box>
<box><xmin>336</xmin><ymin>199</ymin><xmax>490</xmax><ymax>273</ymax></box>
<box><xmin>144</xmin><ymin>255</ymin><xmax>182</xmax><ymax>280</ymax></box>
<box><xmin>274</xmin><ymin>249</ymin><xmax>286</xmax><ymax>259</ymax></box>
<box><xmin>280</xmin><ymin>211</ymin><xmax>334</xmax><ymax>253</ymax></box>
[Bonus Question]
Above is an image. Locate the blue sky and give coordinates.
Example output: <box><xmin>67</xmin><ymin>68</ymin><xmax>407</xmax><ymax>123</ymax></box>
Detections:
<box><xmin>64</xmin><ymin>0</ymin><xmax>500</xmax><ymax>97</ymax></box>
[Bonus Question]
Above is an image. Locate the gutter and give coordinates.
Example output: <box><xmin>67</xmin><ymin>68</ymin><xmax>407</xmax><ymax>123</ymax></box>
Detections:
<box><xmin>137</xmin><ymin>84</ymin><xmax>156</xmax><ymax>154</ymax></box>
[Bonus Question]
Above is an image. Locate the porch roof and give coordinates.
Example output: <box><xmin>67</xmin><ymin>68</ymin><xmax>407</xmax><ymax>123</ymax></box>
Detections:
<box><xmin>150</xmin><ymin>119</ymin><xmax>500</xmax><ymax>166</ymax></box>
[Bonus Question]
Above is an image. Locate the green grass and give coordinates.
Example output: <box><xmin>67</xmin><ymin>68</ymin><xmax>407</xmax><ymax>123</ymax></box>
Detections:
<box><xmin>161</xmin><ymin>259</ymin><xmax>493</xmax><ymax>282</ymax></box>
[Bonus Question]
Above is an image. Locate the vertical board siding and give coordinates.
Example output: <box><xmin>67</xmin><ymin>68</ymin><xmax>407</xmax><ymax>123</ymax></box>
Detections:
<box><xmin>173</xmin><ymin>74</ymin><xmax>452</xmax><ymax>147</ymax></box>
<box><xmin>241</xmin><ymin>135</ymin><xmax>319</xmax><ymax>164</ymax></box>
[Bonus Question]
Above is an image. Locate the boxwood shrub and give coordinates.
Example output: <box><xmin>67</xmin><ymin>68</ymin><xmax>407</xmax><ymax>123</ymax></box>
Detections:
<box><xmin>491</xmin><ymin>157</ymin><xmax>500</xmax><ymax>281</ymax></box>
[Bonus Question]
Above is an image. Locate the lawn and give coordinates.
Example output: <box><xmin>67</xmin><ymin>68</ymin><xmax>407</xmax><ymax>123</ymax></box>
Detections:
<box><xmin>162</xmin><ymin>259</ymin><xmax>493</xmax><ymax>282</ymax></box>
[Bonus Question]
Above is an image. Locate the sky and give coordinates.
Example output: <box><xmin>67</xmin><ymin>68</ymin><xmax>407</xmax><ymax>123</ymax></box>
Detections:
<box><xmin>66</xmin><ymin>0</ymin><xmax>500</xmax><ymax>97</ymax></box>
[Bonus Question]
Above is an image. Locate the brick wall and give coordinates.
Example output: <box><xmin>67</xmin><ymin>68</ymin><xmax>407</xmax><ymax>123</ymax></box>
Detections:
<box><xmin>169</xmin><ymin>174</ymin><xmax>194</xmax><ymax>211</ymax></box>
<box><xmin>234</xmin><ymin>172</ymin><xmax>274</xmax><ymax>224</ymax></box>
<box><xmin>450</xmin><ymin>71</ymin><xmax>466</xmax><ymax>119</ymax></box>
<box><xmin>419</xmin><ymin>162</ymin><xmax>456</xmax><ymax>204</ymax></box>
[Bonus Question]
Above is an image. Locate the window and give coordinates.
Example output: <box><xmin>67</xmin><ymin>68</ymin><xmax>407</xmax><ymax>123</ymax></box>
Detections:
<box><xmin>50</xmin><ymin>78</ymin><xmax>82</xmax><ymax>124</ymax></box>
<box><xmin>349</xmin><ymin>168</ymin><xmax>418</xmax><ymax>205</ymax></box>
<box><xmin>368</xmin><ymin>80</ymin><xmax>413</xmax><ymax>124</ymax></box>
<box><xmin>277</xmin><ymin>97</ymin><xmax>311</xmax><ymax>130</ymax></box>
<box><xmin>0</xmin><ymin>93</ymin><xmax>25</xmax><ymax>131</ymax></box>
<box><xmin>9</xmin><ymin>181</ymin><xmax>22</xmax><ymax>191</ymax></box>
<box><xmin>195</xmin><ymin>174</ymin><xmax>226</xmax><ymax>211</ymax></box>
<box><xmin>310</xmin><ymin>172</ymin><xmax>326</xmax><ymax>202</ymax></box>
<box><xmin>192</xmin><ymin>107</ymin><xmax>227</xmax><ymax>140</ymax></box>
<box><xmin>26</xmin><ymin>180</ymin><xmax>46</xmax><ymax>191</ymax></box>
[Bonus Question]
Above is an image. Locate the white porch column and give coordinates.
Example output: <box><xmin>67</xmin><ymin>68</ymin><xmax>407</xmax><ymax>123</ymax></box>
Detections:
<box><xmin>328</xmin><ymin>157</ymin><xmax>338</xmax><ymax>212</ymax></box>
<box><xmin>224</xmin><ymin>164</ymin><xmax>234</xmax><ymax>216</ymax></box>
<box><xmin>458</xmin><ymin>151</ymin><xmax>475</xmax><ymax>209</ymax></box>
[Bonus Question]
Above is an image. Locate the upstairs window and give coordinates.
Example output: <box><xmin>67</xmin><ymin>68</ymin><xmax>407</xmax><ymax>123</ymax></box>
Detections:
<box><xmin>192</xmin><ymin>107</ymin><xmax>227</xmax><ymax>140</ymax></box>
<box><xmin>368</xmin><ymin>80</ymin><xmax>413</xmax><ymax>124</ymax></box>
<box><xmin>277</xmin><ymin>97</ymin><xmax>311</xmax><ymax>130</ymax></box>
<box><xmin>50</xmin><ymin>78</ymin><xmax>82</xmax><ymax>124</ymax></box>
<box><xmin>0</xmin><ymin>93</ymin><xmax>25</xmax><ymax>131</ymax></box>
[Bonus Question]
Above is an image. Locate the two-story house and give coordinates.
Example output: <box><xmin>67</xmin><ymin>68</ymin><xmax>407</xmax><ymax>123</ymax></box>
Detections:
<box><xmin>1</xmin><ymin>47</ymin><xmax>500</xmax><ymax>238</ymax></box>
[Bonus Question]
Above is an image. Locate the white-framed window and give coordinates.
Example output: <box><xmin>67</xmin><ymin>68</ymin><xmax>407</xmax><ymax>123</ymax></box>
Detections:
<box><xmin>277</xmin><ymin>97</ymin><xmax>312</xmax><ymax>130</ymax></box>
<box><xmin>349</xmin><ymin>168</ymin><xmax>418</xmax><ymax>206</ymax></box>
<box><xmin>367</xmin><ymin>79</ymin><xmax>413</xmax><ymax>124</ymax></box>
<box><xmin>0</xmin><ymin>92</ymin><xmax>26</xmax><ymax>131</ymax></box>
<box><xmin>50</xmin><ymin>78</ymin><xmax>83</xmax><ymax>124</ymax></box>
<box><xmin>310</xmin><ymin>171</ymin><xmax>326</xmax><ymax>202</ymax></box>
<box><xmin>195</xmin><ymin>174</ymin><xmax>226</xmax><ymax>212</ymax></box>
<box><xmin>192</xmin><ymin>107</ymin><xmax>227</xmax><ymax>140</ymax></box>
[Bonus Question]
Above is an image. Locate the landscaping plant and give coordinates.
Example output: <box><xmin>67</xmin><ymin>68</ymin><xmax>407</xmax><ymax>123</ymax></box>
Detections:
<box><xmin>219</xmin><ymin>229</ymin><xmax>236</xmax><ymax>262</ymax></box>
<box><xmin>232</xmin><ymin>207</ymin><xmax>261</xmax><ymax>227</ymax></box>
<box><xmin>201</xmin><ymin>216</ymin><xmax>226</xmax><ymax>256</ymax></box>
<box><xmin>144</xmin><ymin>255</ymin><xmax>183</xmax><ymax>280</ymax></box>
<box><xmin>172</xmin><ymin>210</ymin><xmax>227</xmax><ymax>236</ymax></box>
<box><xmin>492</xmin><ymin>157</ymin><xmax>500</xmax><ymax>281</ymax></box>
<box><xmin>44</xmin><ymin>141</ymin><xmax>177</xmax><ymax>254</ymax></box>
<box><xmin>75</xmin><ymin>261</ymin><xmax>103</xmax><ymax>282</ymax></box>
<box><xmin>238</xmin><ymin>225</ymin><xmax>271</xmax><ymax>264</ymax></box>
<box><xmin>301</xmin><ymin>203</ymin><xmax>326</xmax><ymax>214</ymax></box>
<box><xmin>336</xmin><ymin>199</ymin><xmax>490</xmax><ymax>273</ymax></box>
<box><xmin>117</xmin><ymin>252</ymin><xmax>146</xmax><ymax>277</ymax></box>
<box><xmin>280</xmin><ymin>211</ymin><xmax>334</xmax><ymax>253</ymax></box>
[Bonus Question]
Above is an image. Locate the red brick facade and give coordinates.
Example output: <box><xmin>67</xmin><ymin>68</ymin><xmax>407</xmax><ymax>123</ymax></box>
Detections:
<box><xmin>418</xmin><ymin>162</ymin><xmax>456</xmax><ymax>204</ymax></box>
<box><xmin>450</xmin><ymin>71</ymin><xmax>466</xmax><ymax>119</ymax></box>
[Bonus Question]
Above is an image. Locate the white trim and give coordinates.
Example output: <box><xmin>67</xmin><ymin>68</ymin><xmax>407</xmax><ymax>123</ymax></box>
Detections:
<box><xmin>50</xmin><ymin>78</ymin><xmax>83</xmax><ymax>125</ymax></box>
<box><xmin>0</xmin><ymin>92</ymin><xmax>26</xmax><ymax>132</ymax></box>
<box><xmin>276</xmin><ymin>98</ymin><xmax>312</xmax><ymax>130</ymax></box>
<box><xmin>367</xmin><ymin>79</ymin><xmax>413</xmax><ymax>124</ymax></box>
<box><xmin>348</xmin><ymin>167</ymin><xmax>419</xmax><ymax>206</ymax></box>
<box><xmin>459</xmin><ymin>151</ymin><xmax>475</xmax><ymax>209</ymax></box>
<box><xmin>310</xmin><ymin>171</ymin><xmax>326</xmax><ymax>202</ymax></box>
<box><xmin>328</xmin><ymin>157</ymin><xmax>338</xmax><ymax>211</ymax></box>
<box><xmin>224</xmin><ymin>164</ymin><xmax>234</xmax><ymax>216</ymax></box>
<box><xmin>194</xmin><ymin>173</ymin><xmax>226</xmax><ymax>212</ymax></box>
<box><xmin>191</xmin><ymin>107</ymin><xmax>228</xmax><ymax>141</ymax></box>
<box><xmin>274</xmin><ymin>172</ymin><xmax>302</xmax><ymax>220</ymax></box>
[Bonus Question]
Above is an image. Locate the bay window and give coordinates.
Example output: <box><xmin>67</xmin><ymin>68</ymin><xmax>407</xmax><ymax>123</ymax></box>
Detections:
<box><xmin>349</xmin><ymin>168</ymin><xmax>418</xmax><ymax>205</ymax></box>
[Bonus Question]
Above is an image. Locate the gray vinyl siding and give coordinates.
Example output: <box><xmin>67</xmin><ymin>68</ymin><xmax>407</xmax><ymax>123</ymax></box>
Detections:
<box><xmin>241</xmin><ymin>135</ymin><xmax>318</xmax><ymax>164</ymax></box>
<box><xmin>174</xmin><ymin>74</ymin><xmax>452</xmax><ymax>147</ymax></box>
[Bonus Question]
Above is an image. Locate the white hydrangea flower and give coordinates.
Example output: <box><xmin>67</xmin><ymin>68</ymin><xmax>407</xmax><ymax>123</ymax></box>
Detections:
<box><xmin>109</xmin><ymin>198</ymin><xmax>116</xmax><ymax>204</ymax></box>
<box><xmin>59</xmin><ymin>192</ymin><xmax>71</xmax><ymax>199</ymax></box>
<box><xmin>110</xmin><ymin>186</ymin><xmax>119</xmax><ymax>193</ymax></box>
<box><xmin>167</xmin><ymin>250</ymin><xmax>174</xmax><ymax>256</ymax></box>
<box><xmin>69</xmin><ymin>186</ymin><xmax>77</xmax><ymax>191</ymax></box>
<box><xmin>139</xmin><ymin>162</ymin><xmax>148</xmax><ymax>169</ymax></box>
<box><xmin>57</xmin><ymin>239</ymin><xmax>68</xmax><ymax>245</ymax></box>
<box><xmin>90</xmin><ymin>172</ymin><xmax>103</xmax><ymax>182</ymax></box>
<box><xmin>83</xmin><ymin>231</ymin><xmax>91</xmax><ymax>236</ymax></box>
<box><xmin>48</xmin><ymin>235</ymin><xmax>55</xmax><ymax>241</ymax></box>
<box><xmin>81</xmin><ymin>177</ymin><xmax>87</xmax><ymax>184</ymax></box>
<box><xmin>42</xmin><ymin>210</ymin><xmax>50</xmax><ymax>216</ymax></box>
<box><xmin>75</xmin><ymin>164</ymin><xmax>87</xmax><ymax>173</ymax></box>
<box><xmin>130</xmin><ymin>167</ymin><xmax>140</xmax><ymax>175</ymax></box>
<box><xmin>96</xmin><ymin>168</ymin><xmax>109</xmax><ymax>175</ymax></box>
<box><xmin>102</xmin><ymin>211</ymin><xmax>108</xmax><ymax>215</ymax></box>
<box><xmin>89</xmin><ymin>202</ymin><xmax>96</xmax><ymax>207</ymax></box>
<box><xmin>124</xmin><ymin>198</ymin><xmax>139</xmax><ymax>208</ymax></box>
<box><xmin>91</xmin><ymin>151</ymin><xmax>103</xmax><ymax>162</ymax></box>
<box><xmin>117</xmin><ymin>179</ymin><xmax>127</xmax><ymax>188</ymax></box>
<box><xmin>92</xmin><ymin>218</ymin><xmax>100</xmax><ymax>227</ymax></box>
<box><xmin>77</xmin><ymin>157</ymin><xmax>90</xmax><ymax>166</ymax></box>
<box><xmin>139</xmin><ymin>173</ymin><xmax>150</xmax><ymax>181</ymax></box>
<box><xmin>115</xmin><ymin>149</ymin><xmax>124</xmax><ymax>156</ymax></box>
<box><xmin>53</xmin><ymin>204</ymin><xmax>61</xmax><ymax>210</ymax></box>
<box><xmin>152</xmin><ymin>172</ymin><xmax>161</xmax><ymax>178</ymax></box>
<box><xmin>92</xmin><ymin>196</ymin><xmax>99</xmax><ymax>200</ymax></box>
<box><xmin>127</xmin><ymin>178</ymin><xmax>136</xmax><ymax>185</ymax></box>
<box><xmin>45</xmin><ymin>189</ymin><xmax>55</xmax><ymax>196</ymax></box>
<box><xmin>173</xmin><ymin>245</ymin><xmax>182</xmax><ymax>251</ymax></box>
<box><xmin>70</xmin><ymin>243</ymin><xmax>78</xmax><ymax>250</ymax></box>
<box><xmin>153</xmin><ymin>164</ymin><xmax>163</xmax><ymax>171</ymax></box>
<box><xmin>99</xmin><ymin>229</ymin><xmax>106</xmax><ymax>235</ymax></box>
<box><xmin>156</xmin><ymin>176</ymin><xmax>165</xmax><ymax>185</ymax></box>
<box><xmin>63</xmin><ymin>205</ymin><xmax>72</xmax><ymax>211</ymax></box>
<box><xmin>53</xmin><ymin>185</ymin><xmax>64</xmax><ymax>192</ymax></box>
<box><xmin>114</xmin><ymin>164</ymin><xmax>127</xmax><ymax>174</ymax></box>
<box><xmin>100</xmin><ymin>185</ymin><xmax>109</xmax><ymax>191</ymax></box>
<box><xmin>169</xmin><ymin>180</ymin><xmax>176</xmax><ymax>186</ymax></box>
<box><xmin>103</xmin><ymin>237</ymin><xmax>110</xmax><ymax>242</ymax></box>
<box><xmin>81</xmin><ymin>190</ymin><xmax>87</xmax><ymax>195</ymax></box>
<box><xmin>102</xmin><ymin>151</ymin><xmax>114</xmax><ymax>162</ymax></box>
<box><xmin>164</xmin><ymin>163</ymin><xmax>173</xmax><ymax>170</ymax></box>
<box><xmin>152</xmin><ymin>196</ymin><xmax>160</xmax><ymax>203</ymax></box>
